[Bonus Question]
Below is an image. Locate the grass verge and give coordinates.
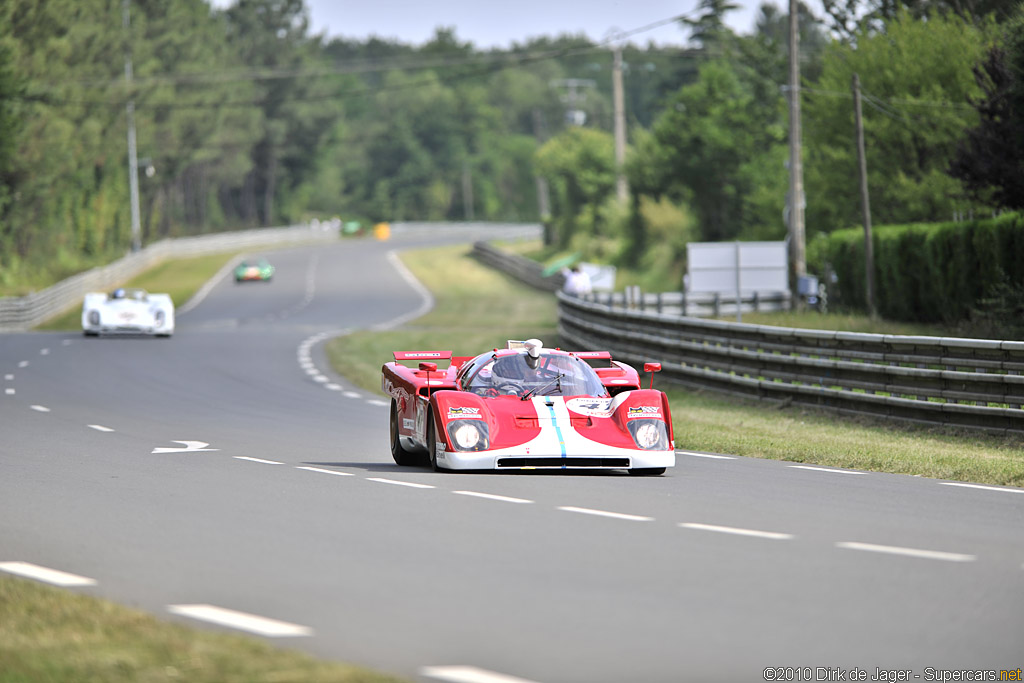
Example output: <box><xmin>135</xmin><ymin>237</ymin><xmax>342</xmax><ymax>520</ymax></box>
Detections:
<box><xmin>34</xmin><ymin>252</ymin><xmax>241</xmax><ymax>332</ymax></box>
<box><xmin>0</xmin><ymin>575</ymin><xmax>404</xmax><ymax>683</ymax></box>
<box><xmin>325</xmin><ymin>242</ymin><xmax>1024</xmax><ymax>488</ymax></box>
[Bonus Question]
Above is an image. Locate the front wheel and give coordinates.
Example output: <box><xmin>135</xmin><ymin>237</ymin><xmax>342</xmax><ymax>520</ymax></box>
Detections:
<box><xmin>427</xmin><ymin>413</ymin><xmax>447</xmax><ymax>472</ymax></box>
<box><xmin>390</xmin><ymin>400</ymin><xmax>419</xmax><ymax>466</ymax></box>
<box><xmin>628</xmin><ymin>467</ymin><xmax>666</xmax><ymax>476</ymax></box>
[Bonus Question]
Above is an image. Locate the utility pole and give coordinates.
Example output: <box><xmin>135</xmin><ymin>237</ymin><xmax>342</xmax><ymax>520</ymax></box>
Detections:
<box><xmin>122</xmin><ymin>0</ymin><xmax>141</xmax><ymax>252</ymax></box>
<box><xmin>787</xmin><ymin>0</ymin><xmax>806</xmax><ymax>303</ymax></box>
<box><xmin>852</xmin><ymin>73</ymin><xmax>876</xmax><ymax>318</ymax></box>
<box><xmin>612</xmin><ymin>46</ymin><xmax>628</xmax><ymax>204</ymax></box>
<box><xmin>531</xmin><ymin>108</ymin><xmax>551</xmax><ymax>221</ymax></box>
<box><xmin>462</xmin><ymin>160</ymin><xmax>475</xmax><ymax>221</ymax></box>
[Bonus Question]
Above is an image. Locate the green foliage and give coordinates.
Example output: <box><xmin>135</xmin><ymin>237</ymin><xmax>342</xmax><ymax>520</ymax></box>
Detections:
<box><xmin>534</xmin><ymin>127</ymin><xmax>616</xmax><ymax>248</ymax></box>
<box><xmin>823</xmin><ymin>212</ymin><xmax>1024</xmax><ymax>327</ymax></box>
<box><xmin>804</xmin><ymin>10</ymin><xmax>994</xmax><ymax>235</ymax></box>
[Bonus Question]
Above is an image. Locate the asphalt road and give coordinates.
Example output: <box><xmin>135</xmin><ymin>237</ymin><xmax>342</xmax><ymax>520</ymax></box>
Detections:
<box><xmin>2</xmin><ymin>226</ymin><xmax>1022</xmax><ymax>683</ymax></box>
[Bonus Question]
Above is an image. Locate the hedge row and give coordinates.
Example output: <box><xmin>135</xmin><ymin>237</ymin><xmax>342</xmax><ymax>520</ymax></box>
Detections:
<box><xmin>824</xmin><ymin>212</ymin><xmax>1024</xmax><ymax>324</ymax></box>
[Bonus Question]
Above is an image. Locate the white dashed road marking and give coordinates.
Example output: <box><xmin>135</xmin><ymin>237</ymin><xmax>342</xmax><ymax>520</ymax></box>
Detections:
<box><xmin>453</xmin><ymin>491</ymin><xmax>533</xmax><ymax>504</ymax></box>
<box><xmin>167</xmin><ymin>604</ymin><xmax>312</xmax><ymax>637</ymax></box>
<box><xmin>233</xmin><ymin>456</ymin><xmax>283</xmax><ymax>465</ymax></box>
<box><xmin>4</xmin><ymin>388</ymin><xmax>13</xmax><ymax>395</ymax></box>
<box><xmin>836</xmin><ymin>542</ymin><xmax>976</xmax><ymax>562</ymax></box>
<box><xmin>40</xmin><ymin>348</ymin><xmax>49</xmax><ymax>355</ymax></box>
<box><xmin>679</xmin><ymin>523</ymin><xmax>795</xmax><ymax>540</ymax></box>
<box><xmin>420</xmin><ymin>665</ymin><xmax>542</xmax><ymax>683</ymax></box>
<box><xmin>4</xmin><ymin>374</ymin><xmax>12</xmax><ymax>380</ymax></box>
<box><xmin>18</xmin><ymin>361</ymin><xmax>28</xmax><ymax>368</ymax></box>
<box><xmin>343</xmin><ymin>391</ymin><xmax>361</xmax><ymax>399</ymax></box>
<box><xmin>789</xmin><ymin>465</ymin><xmax>866</xmax><ymax>475</ymax></box>
<box><xmin>366</xmin><ymin>478</ymin><xmax>435</xmax><ymax>489</ymax></box>
<box><xmin>0</xmin><ymin>561</ymin><xmax>97</xmax><ymax>587</ymax></box>
<box><xmin>325</xmin><ymin>384</ymin><xmax>342</xmax><ymax>391</ymax></box>
<box><xmin>558</xmin><ymin>506</ymin><xmax>653</xmax><ymax>522</ymax></box>
<box><xmin>679</xmin><ymin>450</ymin><xmax>735</xmax><ymax>460</ymax></box>
<box><xmin>367</xmin><ymin>399</ymin><xmax>389</xmax><ymax>407</ymax></box>
<box><xmin>940</xmin><ymin>482</ymin><xmax>1024</xmax><ymax>495</ymax></box>
<box><xmin>88</xmin><ymin>425</ymin><xmax>115</xmax><ymax>432</ymax></box>
<box><xmin>30</xmin><ymin>405</ymin><xmax>50</xmax><ymax>413</ymax></box>
<box><xmin>296</xmin><ymin>466</ymin><xmax>354</xmax><ymax>477</ymax></box>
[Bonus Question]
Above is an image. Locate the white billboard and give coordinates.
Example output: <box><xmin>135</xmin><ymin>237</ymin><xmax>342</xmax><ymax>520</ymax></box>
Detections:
<box><xmin>686</xmin><ymin>241</ymin><xmax>789</xmax><ymax>294</ymax></box>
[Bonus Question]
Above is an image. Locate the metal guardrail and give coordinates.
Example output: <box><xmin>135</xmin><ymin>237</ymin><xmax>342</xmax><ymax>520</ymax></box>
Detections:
<box><xmin>471</xmin><ymin>241</ymin><xmax>564</xmax><ymax>292</ymax></box>
<box><xmin>558</xmin><ymin>293</ymin><xmax>1024</xmax><ymax>436</ymax></box>
<box><xmin>580</xmin><ymin>289</ymin><xmax>790</xmax><ymax>318</ymax></box>
<box><xmin>0</xmin><ymin>223</ymin><xmax>339</xmax><ymax>331</ymax></box>
<box><xmin>469</xmin><ymin>240</ymin><xmax>1024</xmax><ymax>434</ymax></box>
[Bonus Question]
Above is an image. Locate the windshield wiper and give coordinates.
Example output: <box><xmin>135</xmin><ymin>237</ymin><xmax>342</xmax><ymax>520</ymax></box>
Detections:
<box><xmin>521</xmin><ymin>373</ymin><xmax>564</xmax><ymax>401</ymax></box>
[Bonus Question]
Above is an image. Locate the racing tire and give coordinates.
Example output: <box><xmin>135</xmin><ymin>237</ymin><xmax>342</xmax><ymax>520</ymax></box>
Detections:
<box><xmin>427</xmin><ymin>413</ymin><xmax>447</xmax><ymax>472</ymax></box>
<box><xmin>390</xmin><ymin>400</ymin><xmax>419</xmax><ymax>467</ymax></box>
<box><xmin>628</xmin><ymin>467</ymin><xmax>666</xmax><ymax>476</ymax></box>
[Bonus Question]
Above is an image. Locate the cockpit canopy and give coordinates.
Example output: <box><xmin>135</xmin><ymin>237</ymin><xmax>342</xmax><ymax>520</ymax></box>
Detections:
<box><xmin>458</xmin><ymin>350</ymin><xmax>609</xmax><ymax>398</ymax></box>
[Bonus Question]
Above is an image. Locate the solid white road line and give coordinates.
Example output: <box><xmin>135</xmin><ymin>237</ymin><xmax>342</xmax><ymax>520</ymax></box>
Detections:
<box><xmin>789</xmin><ymin>465</ymin><xmax>866</xmax><ymax>475</ymax></box>
<box><xmin>167</xmin><ymin>604</ymin><xmax>312</xmax><ymax>637</ymax></box>
<box><xmin>679</xmin><ymin>522</ymin><xmax>794</xmax><ymax>540</ymax></box>
<box><xmin>366</xmin><ymin>477</ymin><xmax>435</xmax><ymax>489</ymax></box>
<box><xmin>296</xmin><ymin>466</ymin><xmax>354</xmax><ymax>477</ymax></box>
<box><xmin>233</xmin><ymin>456</ymin><xmax>283</xmax><ymax>465</ymax></box>
<box><xmin>0</xmin><ymin>561</ymin><xmax>96</xmax><ymax>587</ymax></box>
<box><xmin>453</xmin><ymin>491</ymin><xmax>533</xmax><ymax>504</ymax></box>
<box><xmin>836</xmin><ymin>541</ymin><xmax>976</xmax><ymax>562</ymax></box>
<box><xmin>679</xmin><ymin>450</ymin><xmax>735</xmax><ymax>460</ymax></box>
<box><xmin>420</xmin><ymin>665</ymin><xmax>542</xmax><ymax>683</ymax></box>
<box><xmin>558</xmin><ymin>506</ymin><xmax>653</xmax><ymax>522</ymax></box>
<box><xmin>940</xmin><ymin>482</ymin><xmax>1024</xmax><ymax>494</ymax></box>
<box><xmin>30</xmin><ymin>405</ymin><xmax>50</xmax><ymax>412</ymax></box>
<box><xmin>88</xmin><ymin>424</ymin><xmax>115</xmax><ymax>433</ymax></box>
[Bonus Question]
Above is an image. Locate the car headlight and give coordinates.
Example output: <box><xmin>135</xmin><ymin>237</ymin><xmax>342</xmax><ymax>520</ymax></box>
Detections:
<box><xmin>447</xmin><ymin>421</ymin><xmax>490</xmax><ymax>452</ymax></box>
<box><xmin>627</xmin><ymin>419</ymin><xmax>668</xmax><ymax>450</ymax></box>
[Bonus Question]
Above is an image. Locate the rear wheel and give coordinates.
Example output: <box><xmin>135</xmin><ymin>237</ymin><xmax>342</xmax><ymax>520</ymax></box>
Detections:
<box><xmin>628</xmin><ymin>467</ymin><xmax>666</xmax><ymax>476</ymax></box>
<box><xmin>389</xmin><ymin>400</ymin><xmax>418</xmax><ymax>466</ymax></box>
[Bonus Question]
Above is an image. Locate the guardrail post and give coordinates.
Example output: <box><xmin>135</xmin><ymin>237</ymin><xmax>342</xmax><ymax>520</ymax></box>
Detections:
<box><xmin>656</xmin><ymin>292</ymin><xmax>663</xmax><ymax>314</ymax></box>
<box><xmin>753</xmin><ymin>291</ymin><xmax>760</xmax><ymax>312</ymax></box>
<box><xmin>713</xmin><ymin>292</ymin><xmax>720</xmax><ymax>318</ymax></box>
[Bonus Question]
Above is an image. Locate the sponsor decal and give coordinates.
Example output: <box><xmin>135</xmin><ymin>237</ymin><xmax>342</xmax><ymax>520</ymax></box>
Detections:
<box><xmin>627</xmin><ymin>406</ymin><xmax>662</xmax><ymax>419</ymax></box>
<box><xmin>402</xmin><ymin>418</ymin><xmax>415</xmax><ymax>430</ymax></box>
<box><xmin>416</xmin><ymin>402</ymin><xmax>426</xmax><ymax>437</ymax></box>
<box><xmin>436</xmin><ymin>443</ymin><xmax>447</xmax><ymax>459</ymax></box>
<box><xmin>566</xmin><ymin>397</ymin><xmax>613</xmax><ymax>418</ymax></box>
<box><xmin>447</xmin><ymin>407</ymin><xmax>482</xmax><ymax>419</ymax></box>
<box><xmin>405</xmin><ymin>352</ymin><xmax>444</xmax><ymax>358</ymax></box>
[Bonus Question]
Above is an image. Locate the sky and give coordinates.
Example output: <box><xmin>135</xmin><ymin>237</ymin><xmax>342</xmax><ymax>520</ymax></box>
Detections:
<box><xmin>298</xmin><ymin>1</ymin><xmax>799</xmax><ymax>49</ymax></box>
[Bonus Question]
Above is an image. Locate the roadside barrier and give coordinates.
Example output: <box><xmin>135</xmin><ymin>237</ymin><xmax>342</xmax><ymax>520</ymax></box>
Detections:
<box><xmin>472</xmin><ymin>240</ymin><xmax>1024</xmax><ymax>435</ymax></box>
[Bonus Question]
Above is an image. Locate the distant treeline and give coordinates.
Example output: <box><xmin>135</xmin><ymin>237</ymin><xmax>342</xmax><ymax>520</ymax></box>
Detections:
<box><xmin>1</xmin><ymin>0</ymin><xmax>1022</xmax><ymax>304</ymax></box>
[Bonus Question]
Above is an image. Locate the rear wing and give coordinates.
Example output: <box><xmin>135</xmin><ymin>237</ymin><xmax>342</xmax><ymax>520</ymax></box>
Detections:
<box><xmin>392</xmin><ymin>351</ymin><xmax>453</xmax><ymax>366</ymax></box>
<box><xmin>574</xmin><ymin>350</ymin><xmax>613</xmax><ymax>368</ymax></box>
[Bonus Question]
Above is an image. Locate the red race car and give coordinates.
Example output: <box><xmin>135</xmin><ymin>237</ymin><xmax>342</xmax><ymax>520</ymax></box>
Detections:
<box><xmin>381</xmin><ymin>339</ymin><xmax>675</xmax><ymax>475</ymax></box>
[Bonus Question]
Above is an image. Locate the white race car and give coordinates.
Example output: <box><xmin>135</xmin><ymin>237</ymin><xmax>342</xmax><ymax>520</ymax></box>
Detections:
<box><xmin>82</xmin><ymin>288</ymin><xmax>174</xmax><ymax>337</ymax></box>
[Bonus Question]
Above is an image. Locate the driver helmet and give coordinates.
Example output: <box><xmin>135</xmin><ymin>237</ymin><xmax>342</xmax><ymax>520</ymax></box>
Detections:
<box><xmin>112</xmin><ymin>288</ymin><xmax>126</xmax><ymax>299</ymax></box>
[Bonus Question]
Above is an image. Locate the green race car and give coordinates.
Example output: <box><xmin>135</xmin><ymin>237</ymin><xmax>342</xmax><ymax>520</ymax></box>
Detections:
<box><xmin>234</xmin><ymin>259</ymin><xmax>275</xmax><ymax>283</ymax></box>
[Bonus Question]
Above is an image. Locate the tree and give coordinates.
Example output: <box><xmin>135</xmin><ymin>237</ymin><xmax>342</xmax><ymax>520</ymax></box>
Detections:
<box><xmin>948</xmin><ymin>8</ymin><xmax>1024</xmax><ymax>211</ymax></box>
<box><xmin>803</xmin><ymin>10</ymin><xmax>993</xmax><ymax>234</ymax></box>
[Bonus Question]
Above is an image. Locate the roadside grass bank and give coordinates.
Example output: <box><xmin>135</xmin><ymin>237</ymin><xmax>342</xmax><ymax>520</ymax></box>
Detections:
<box><xmin>326</xmin><ymin>243</ymin><xmax>1024</xmax><ymax>488</ymax></box>
<box><xmin>34</xmin><ymin>252</ymin><xmax>242</xmax><ymax>332</ymax></box>
<box><xmin>0</xmin><ymin>575</ymin><xmax>405</xmax><ymax>683</ymax></box>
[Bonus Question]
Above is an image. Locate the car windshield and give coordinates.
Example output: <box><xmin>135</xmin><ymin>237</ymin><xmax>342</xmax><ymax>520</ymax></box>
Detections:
<box><xmin>462</xmin><ymin>352</ymin><xmax>608</xmax><ymax>398</ymax></box>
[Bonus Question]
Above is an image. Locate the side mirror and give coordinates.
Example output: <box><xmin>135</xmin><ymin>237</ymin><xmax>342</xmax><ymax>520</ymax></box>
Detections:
<box><xmin>419</xmin><ymin>362</ymin><xmax>438</xmax><ymax>396</ymax></box>
<box><xmin>643</xmin><ymin>362</ymin><xmax>662</xmax><ymax>389</ymax></box>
